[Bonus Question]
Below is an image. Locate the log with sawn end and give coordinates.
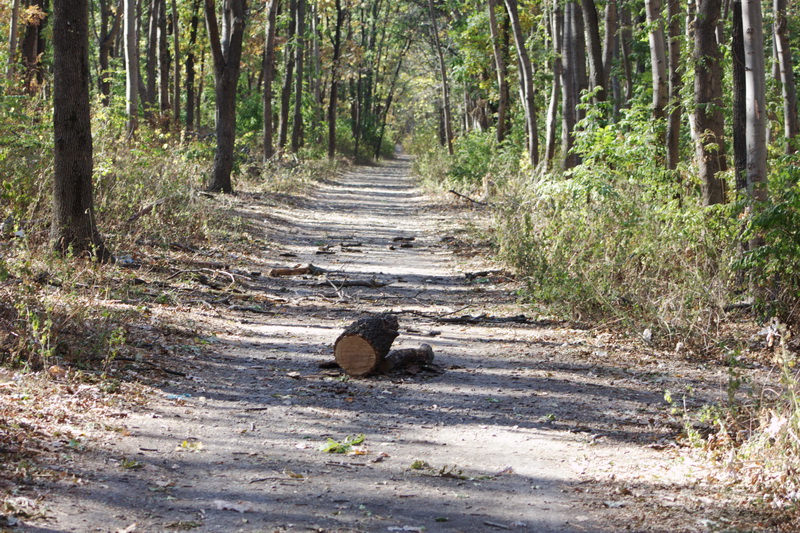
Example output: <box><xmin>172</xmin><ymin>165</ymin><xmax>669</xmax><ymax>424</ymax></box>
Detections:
<box><xmin>334</xmin><ymin>314</ymin><xmax>399</xmax><ymax>376</ymax></box>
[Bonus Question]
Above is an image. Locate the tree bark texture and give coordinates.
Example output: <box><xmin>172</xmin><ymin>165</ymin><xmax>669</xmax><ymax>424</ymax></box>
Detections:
<box><xmin>742</xmin><ymin>0</ymin><xmax>768</xmax><ymax>205</ymax></box>
<box><xmin>98</xmin><ymin>0</ymin><xmax>122</xmax><ymax>106</ymax></box>
<box><xmin>429</xmin><ymin>0</ymin><xmax>454</xmax><ymax>155</ymax></box>
<box><xmin>561</xmin><ymin>0</ymin><xmax>582</xmax><ymax>170</ymax></box>
<box><xmin>580</xmin><ymin>0</ymin><xmax>605</xmax><ymax>103</ymax></box>
<box><xmin>186</xmin><ymin>0</ymin><xmax>201</xmax><ymax>131</ymax></box>
<box><xmin>52</xmin><ymin>0</ymin><xmax>109</xmax><ymax>260</ymax></box>
<box><xmin>278</xmin><ymin>0</ymin><xmax>298</xmax><ymax>151</ymax></box>
<box><xmin>290</xmin><ymin>0</ymin><xmax>306</xmax><ymax>153</ymax></box>
<box><xmin>263</xmin><ymin>0</ymin><xmax>279</xmax><ymax>161</ymax></box>
<box><xmin>327</xmin><ymin>0</ymin><xmax>344</xmax><ymax>159</ymax></box>
<box><xmin>694</xmin><ymin>0</ymin><xmax>727</xmax><ymax>205</ymax></box>
<box><xmin>773</xmin><ymin>0</ymin><xmax>798</xmax><ymax>152</ymax></box>
<box><xmin>544</xmin><ymin>1</ymin><xmax>562</xmax><ymax>168</ymax></box>
<box><xmin>666</xmin><ymin>0</ymin><xmax>682</xmax><ymax>171</ymax></box>
<box><xmin>171</xmin><ymin>0</ymin><xmax>181</xmax><ymax>125</ymax></box>
<box><xmin>487</xmin><ymin>0</ymin><xmax>510</xmax><ymax>143</ymax></box>
<box><xmin>334</xmin><ymin>314</ymin><xmax>400</xmax><ymax>377</ymax></box>
<box><xmin>145</xmin><ymin>0</ymin><xmax>160</xmax><ymax>115</ymax></box>
<box><xmin>732</xmin><ymin>0</ymin><xmax>747</xmax><ymax>194</ymax></box>
<box><xmin>124</xmin><ymin>0</ymin><xmax>139</xmax><ymax>137</ymax></box>
<box><xmin>645</xmin><ymin>0</ymin><xmax>668</xmax><ymax>120</ymax></box>
<box><xmin>7</xmin><ymin>0</ymin><xmax>20</xmax><ymax>80</ymax></box>
<box><xmin>205</xmin><ymin>0</ymin><xmax>247</xmax><ymax>193</ymax></box>
<box><xmin>504</xmin><ymin>0</ymin><xmax>538</xmax><ymax>165</ymax></box>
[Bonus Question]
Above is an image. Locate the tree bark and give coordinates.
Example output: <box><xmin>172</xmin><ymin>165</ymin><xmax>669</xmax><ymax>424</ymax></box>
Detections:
<box><xmin>158</xmin><ymin>0</ymin><xmax>170</xmax><ymax>116</ymax></box>
<box><xmin>124</xmin><ymin>0</ymin><xmax>140</xmax><ymax>137</ymax></box>
<box><xmin>20</xmin><ymin>0</ymin><xmax>48</xmax><ymax>94</ymax></box>
<box><xmin>504</xmin><ymin>0</ymin><xmax>538</xmax><ymax>165</ymax></box>
<box><xmin>171</xmin><ymin>0</ymin><xmax>181</xmax><ymax>125</ymax></box>
<box><xmin>602</xmin><ymin>0</ymin><xmax>617</xmax><ymax>91</ymax></box>
<box><xmin>742</xmin><ymin>0</ymin><xmax>767</xmax><ymax>207</ymax></box>
<box><xmin>334</xmin><ymin>314</ymin><xmax>399</xmax><ymax>377</ymax></box>
<box><xmin>694</xmin><ymin>0</ymin><xmax>726</xmax><ymax>205</ymax></box>
<box><xmin>52</xmin><ymin>0</ymin><xmax>110</xmax><ymax>261</ymax></box>
<box><xmin>561</xmin><ymin>0</ymin><xmax>581</xmax><ymax>170</ymax></box>
<box><xmin>544</xmin><ymin>0</ymin><xmax>562</xmax><ymax>168</ymax></box>
<box><xmin>144</xmin><ymin>0</ymin><xmax>159</xmax><ymax>115</ymax></box>
<box><xmin>428</xmin><ymin>0</ymin><xmax>454</xmax><ymax>155</ymax></box>
<box><xmin>263</xmin><ymin>0</ymin><xmax>279</xmax><ymax>161</ymax></box>
<box><xmin>773</xmin><ymin>0</ymin><xmax>798</xmax><ymax>153</ymax></box>
<box><xmin>185</xmin><ymin>0</ymin><xmax>201</xmax><ymax>131</ymax></box>
<box><xmin>666</xmin><ymin>0</ymin><xmax>682</xmax><ymax>171</ymax></box>
<box><xmin>290</xmin><ymin>0</ymin><xmax>306</xmax><ymax>153</ymax></box>
<box><xmin>580</xmin><ymin>0</ymin><xmax>605</xmax><ymax>103</ymax></box>
<box><xmin>205</xmin><ymin>0</ymin><xmax>248</xmax><ymax>193</ymax></box>
<box><xmin>98</xmin><ymin>0</ymin><xmax>123</xmax><ymax>106</ymax></box>
<box><xmin>619</xmin><ymin>5</ymin><xmax>634</xmax><ymax>103</ymax></box>
<box><xmin>7</xmin><ymin>0</ymin><xmax>20</xmax><ymax>80</ymax></box>
<box><xmin>645</xmin><ymin>0</ymin><xmax>668</xmax><ymax>120</ymax></box>
<box><xmin>732</xmin><ymin>0</ymin><xmax>747</xmax><ymax>194</ymax></box>
<box><xmin>487</xmin><ymin>0</ymin><xmax>510</xmax><ymax>143</ymax></box>
<box><xmin>278</xmin><ymin>0</ymin><xmax>297</xmax><ymax>151</ymax></box>
<box><xmin>327</xmin><ymin>0</ymin><xmax>344</xmax><ymax>159</ymax></box>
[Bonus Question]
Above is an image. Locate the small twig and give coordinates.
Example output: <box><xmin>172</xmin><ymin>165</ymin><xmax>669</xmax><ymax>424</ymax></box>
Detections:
<box><xmin>448</xmin><ymin>189</ymin><xmax>488</xmax><ymax>206</ymax></box>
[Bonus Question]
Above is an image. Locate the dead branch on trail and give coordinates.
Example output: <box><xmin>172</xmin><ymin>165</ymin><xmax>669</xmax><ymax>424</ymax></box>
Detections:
<box><xmin>269</xmin><ymin>264</ymin><xmax>327</xmax><ymax>277</ymax></box>
<box><xmin>433</xmin><ymin>314</ymin><xmax>531</xmax><ymax>325</ymax></box>
<box><xmin>448</xmin><ymin>189</ymin><xmax>489</xmax><ymax>206</ymax></box>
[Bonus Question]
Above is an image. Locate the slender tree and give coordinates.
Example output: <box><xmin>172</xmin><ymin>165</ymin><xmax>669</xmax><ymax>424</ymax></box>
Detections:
<box><xmin>327</xmin><ymin>0</ymin><xmax>345</xmax><ymax>159</ymax></box>
<box><xmin>503</xmin><ymin>0</ymin><xmax>538</xmax><ymax>165</ymax></box>
<box><xmin>732</xmin><ymin>0</ymin><xmax>747</xmax><ymax>194</ymax></box>
<box><xmin>666</xmin><ymin>0</ymin><xmax>682</xmax><ymax>171</ymax></box>
<box><xmin>7</xmin><ymin>0</ymin><xmax>20</xmax><ymax>80</ymax></box>
<box><xmin>124</xmin><ymin>0</ymin><xmax>140</xmax><ymax>137</ymax></box>
<box><xmin>290</xmin><ymin>0</ymin><xmax>307</xmax><ymax>153</ymax></box>
<box><xmin>263</xmin><ymin>0</ymin><xmax>280</xmax><ymax>161</ymax></box>
<box><xmin>51</xmin><ymin>0</ymin><xmax>110</xmax><ymax>260</ymax></box>
<box><xmin>773</xmin><ymin>0</ymin><xmax>798</xmax><ymax>153</ymax></box>
<box><xmin>488</xmin><ymin>0</ymin><xmax>511</xmax><ymax>143</ymax></box>
<box><xmin>544</xmin><ymin>0</ymin><xmax>562</xmax><ymax>167</ymax></box>
<box><xmin>645</xmin><ymin>0</ymin><xmax>668</xmax><ymax>120</ymax></box>
<box><xmin>205</xmin><ymin>0</ymin><xmax>248</xmax><ymax>193</ymax></box>
<box><xmin>20</xmin><ymin>0</ymin><xmax>48</xmax><ymax>94</ymax></box>
<box><xmin>185</xmin><ymin>0</ymin><xmax>201</xmax><ymax>131</ymax></box>
<box><xmin>694</xmin><ymin>0</ymin><xmax>726</xmax><ymax>205</ymax></box>
<box><xmin>580</xmin><ymin>0</ymin><xmax>606</xmax><ymax>103</ymax></box>
<box><xmin>742</xmin><ymin>0</ymin><xmax>767</xmax><ymax>206</ymax></box>
<box><xmin>98</xmin><ymin>0</ymin><xmax>123</xmax><ymax>106</ymax></box>
<box><xmin>428</xmin><ymin>0</ymin><xmax>454</xmax><ymax>155</ymax></box>
<box><xmin>171</xmin><ymin>0</ymin><xmax>181</xmax><ymax>125</ymax></box>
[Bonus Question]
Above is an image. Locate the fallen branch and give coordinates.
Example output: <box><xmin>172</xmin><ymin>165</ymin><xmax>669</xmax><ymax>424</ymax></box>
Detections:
<box><xmin>448</xmin><ymin>189</ymin><xmax>488</xmax><ymax>206</ymax></box>
<box><xmin>126</xmin><ymin>197</ymin><xmax>171</xmax><ymax>223</ymax></box>
<box><xmin>269</xmin><ymin>264</ymin><xmax>327</xmax><ymax>277</ymax></box>
<box><xmin>315</xmin><ymin>278</ymin><xmax>389</xmax><ymax>289</ymax></box>
<box><xmin>434</xmin><ymin>314</ymin><xmax>530</xmax><ymax>325</ymax></box>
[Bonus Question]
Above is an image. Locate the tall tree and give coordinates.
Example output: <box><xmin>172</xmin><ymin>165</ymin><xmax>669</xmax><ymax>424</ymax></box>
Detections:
<box><xmin>428</xmin><ymin>0</ymin><xmax>454</xmax><ymax>155</ymax></box>
<box><xmin>290</xmin><ymin>0</ymin><xmax>307</xmax><ymax>153</ymax></box>
<box><xmin>144</xmin><ymin>0</ymin><xmax>160</xmax><ymax>114</ymax></box>
<box><xmin>773</xmin><ymin>0</ymin><xmax>798</xmax><ymax>153</ymax></box>
<box><xmin>694</xmin><ymin>0</ymin><xmax>726</xmax><ymax>205</ymax></box>
<box><xmin>7</xmin><ymin>0</ymin><xmax>20</xmax><ymax>80</ymax></box>
<box><xmin>580</xmin><ymin>0</ymin><xmax>606</xmax><ymax>103</ymax></box>
<box><xmin>20</xmin><ymin>0</ymin><xmax>48</xmax><ymax>94</ymax></box>
<box><xmin>544</xmin><ymin>0</ymin><xmax>562</xmax><ymax>167</ymax></box>
<box><xmin>666</xmin><ymin>0</ymin><xmax>682</xmax><ymax>171</ymax></box>
<box><xmin>98</xmin><ymin>0</ymin><xmax>123</xmax><ymax>106</ymax></box>
<box><xmin>488</xmin><ymin>0</ymin><xmax>511</xmax><ymax>143</ymax></box>
<box><xmin>561</xmin><ymin>0</ymin><xmax>582</xmax><ymax>169</ymax></box>
<box><xmin>732</xmin><ymin>0</ymin><xmax>747</xmax><ymax>193</ymax></box>
<box><xmin>263</xmin><ymin>0</ymin><xmax>279</xmax><ymax>161</ymax></box>
<box><xmin>327</xmin><ymin>0</ymin><xmax>345</xmax><ymax>159</ymax></box>
<box><xmin>503</xmin><ymin>0</ymin><xmax>538</xmax><ymax>165</ymax></box>
<box><xmin>205</xmin><ymin>0</ymin><xmax>248</xmax><ymax>193</ymax></box>
<box><xmin>278</xmin><ymin>0</ymin><xmax>298</xmax><ymax>151</ymax></box>
<box><xmin>124</xmin><ymin>0</ymin><xmax>140</xmax><ymax>137</ymax></box>
<box><xmin>185</xmin><ymin>0</ymin><xmax>201</xmax><ymax>131</ymax></box>
<box><xmin>171</xmin><ymin>0</ymin><xmax>181</xmax><ymax>125</ymax></box>
<box><xmin>51</xmin><ymin>0</ymin><xmax>110</xmax><ymax>260</ymax></box>
<box><xmin>742</xmin><ymin>0</ymin><xmax>767</xmax><ymax>207</ymax></box>
<box><xmin>645</xmin><ymin>0</ymin><xmax>668</xmax><ymax>121</ymax></box>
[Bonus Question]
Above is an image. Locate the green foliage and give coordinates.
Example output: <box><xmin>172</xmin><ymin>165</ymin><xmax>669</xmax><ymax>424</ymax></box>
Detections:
<box><xmin>319</xmin><ymin>434</ymin><xmax>366</xmax><ymax>453</ymax></box>
<box><xmin>737</xmin><ymin>156</ymin><xmax>800</xmax><ymax>325</ymax></box>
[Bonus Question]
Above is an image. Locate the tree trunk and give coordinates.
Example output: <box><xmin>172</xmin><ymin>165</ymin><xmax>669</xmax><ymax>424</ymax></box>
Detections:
<box><xmin>20</xmin><ymin>0</ymin><xmax>48</xmax><ymax>94</ymax></box>
<box><xmin>204</xmin><ymin>0</ymin><xmax>247</xmax><ymax>194</ymax></box>
<box><xmin>334</xmin><ymin>314</ymin><xmax>399</xmax><ymax>377</ymax></box>
<box><xmin>487</xmin><ymin>0</ymin><xmax>510</xmax><ymax>143</ymax></box>
<box><xmin>327</xmin><ymin>0</ymin><xmax>344</xmax><ymax>159</ymax></box>
<box><xmin>602</xmin><ymin>0</ymin><xmax>617</xmax><ymax>91</ymax></box>
<box><xmin>561</xmin><ymin>0</ymin><xmax>581</xmax><ymax>170</ymax></box>
<box><xmin>732</xmin><ymin>0</ymin><xmax>747</xmax><ymax>194</ymax></box>
<box><xmin>544</xmin><ymin>0</ymin><xmax>562</xmax><ymax>167</ymax></box>
<box><xmin>666</xmin><ymin>0</ymin><xmax>682</xmax><ymax>171</ymax></box>
<box><xmin>773</xmin><ymin>0</ymin><xmax>798</xmax><ymax>153</ymax></box>
<box><xmin>694</xmin><ymin>0</ymin><xmax>726</xmax><ymax>205</ymax></box>
<box><xmin>124</xmin><ymin>0</ymin><xmax>139</xmax><ymax>137</ymax></box>
<box><xmin>263</xmin><ymin>0</ymin><xmax>279</xmax><ymax>161</ymax></box>
<box><xmin>428</xmin><ymin>0</ymin><xmax>454</xmax><ymax>155</ymax></box>
<box><xmin>144</xmin><ymin>0</ymin><xmax>159</xmax><ymax>115</ymax></box>
<box><xmin>742</xmin><ymin>0</ymin><xmax>767</xmax><ymax>207</ymax></box>
<box><xmin>580</xmin><ymin>0</ymin><xmax>605</xmax><ymax>103</ymax></box>
<box><xmin>7</xmin><ymin>0</ymin><xmax>20</xmax><ymax>80</ymax></box>
<box><xmin>158</xmin><ymin>0</ymin><xmax>170</xmax><ymax>117</ymax></box>
<box><xmin>186</xmin><ymin>0</ymin><xmax>200</xmax><ymax>131</ymax></box>
<box><xmin>98</xmin><ymin>0</ymin><xmax>123</xmax><ymax>106</ymax></box>
<box><xmin>290</xmin><ymin>0</ymin><xmax>306</xmax><ymax>153</ymax></box>
<box><xmin>171</xmin><ymin>0</ymin><xmax>181</xmax><ymax>126</ymax></box>
<box><xmin>278</xmin><ymin>0</ymin><xmax>297</xmax><ymax>151</ymax></box>
<box><xmin>619</xmin><ymin>6</ymin><xmax>634</xmax><ymax>103</ymax></box>
<box><xmin>645</xmin><ymin>0</ymin><xmax>668</xmax><ymax>120</ymax></box>
<box><xmin>504</xmin><ymin>0</ymin><xmax>538</xmax><ymax>165</ymax></box>
<box><xmin>52</xmin><ymin>0</ymin><xmax>110</xmax><ymax>261</ymax></box>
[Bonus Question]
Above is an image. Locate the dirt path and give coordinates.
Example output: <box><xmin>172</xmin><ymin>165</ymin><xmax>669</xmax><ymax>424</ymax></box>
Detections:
<box><xmin>24</xmin><ymin>158</ymin><xmax>738</xmax><ymax>532</ymax></box>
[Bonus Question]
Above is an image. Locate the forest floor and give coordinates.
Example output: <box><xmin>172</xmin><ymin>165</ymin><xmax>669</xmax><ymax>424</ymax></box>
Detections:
<box><xmin>1</xmin><ymin>157</ymin><xmax>791</xmax><ymax>532</ymax></box>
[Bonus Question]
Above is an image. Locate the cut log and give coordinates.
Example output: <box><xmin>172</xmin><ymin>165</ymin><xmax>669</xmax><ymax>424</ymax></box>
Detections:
<box><xmin>334</xmin><ymin>314</ymin><xmax>400</xmax><ymax>376</ymax></box>
<box><xmin>377</xmin><ymin>344</ymin><xmax>435</xmax><ymax>374</ymax></box>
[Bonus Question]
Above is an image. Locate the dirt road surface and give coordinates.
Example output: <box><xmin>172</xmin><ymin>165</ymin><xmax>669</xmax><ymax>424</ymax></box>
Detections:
<box><xmin>22</xmin><ymin>158</ymin><xmax>738</xmax><ymax>532</ymax></box>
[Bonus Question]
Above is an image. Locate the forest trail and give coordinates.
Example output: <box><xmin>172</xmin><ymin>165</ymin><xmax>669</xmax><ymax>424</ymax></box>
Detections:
<box><xmin>27</xmin><ymin>158</ymin><xmax>734</xmax><ymax>532</ymax></box>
